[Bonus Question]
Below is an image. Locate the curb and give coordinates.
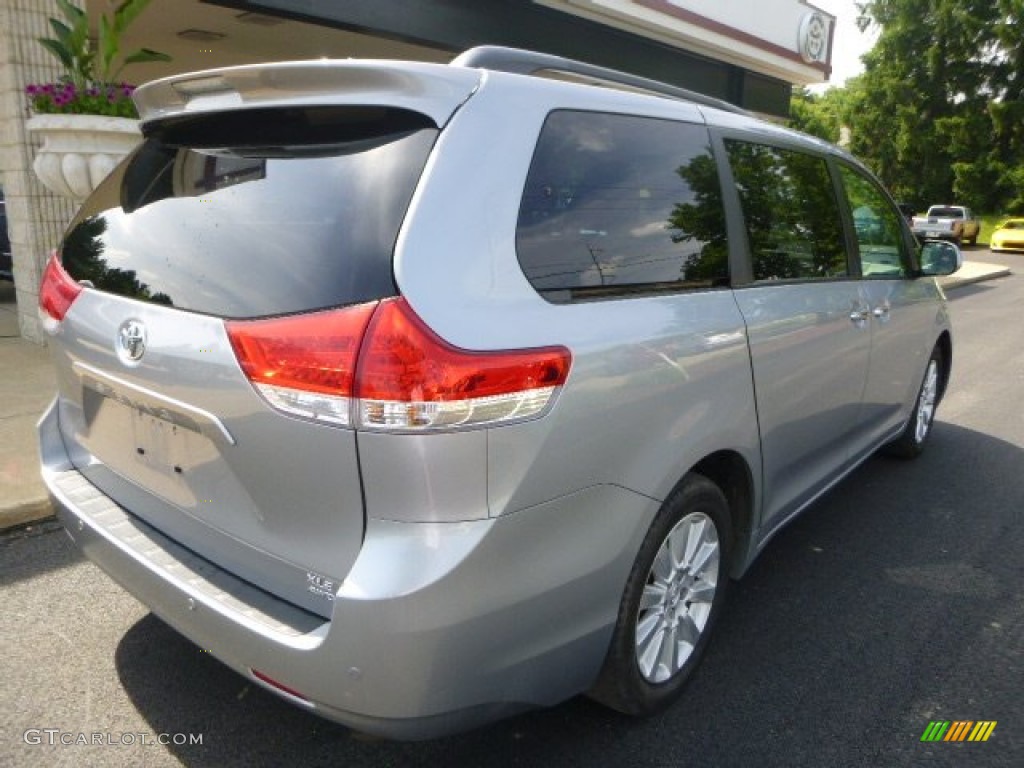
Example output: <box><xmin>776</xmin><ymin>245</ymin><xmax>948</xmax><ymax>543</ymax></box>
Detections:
<box><xmin>0</xmin><ymin>498</ymin><xmax>54</xmax><ymax>533</ymax></box>
<box><xmin>940</xmin><ymin>266</ymin><xmax>1011</xmax><ymax>291</ymax></box>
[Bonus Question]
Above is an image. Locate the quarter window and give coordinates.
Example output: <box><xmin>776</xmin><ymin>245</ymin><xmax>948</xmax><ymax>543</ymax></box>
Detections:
<box><xmin>516</xmin><ymin>111</ymin><xmax>728</xmax><ymax>302</ymax></box>
<box><xmin>725</xmin><ymin>140</ymin><xmax>847</xmax><ymax>281</ymax></box>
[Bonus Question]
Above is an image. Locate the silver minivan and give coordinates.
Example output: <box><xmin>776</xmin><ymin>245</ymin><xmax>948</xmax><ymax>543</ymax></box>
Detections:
<box><xmin>39</xmin><ymin>47</ymin><xmax>961</xmax><ymax>739</ymax></box>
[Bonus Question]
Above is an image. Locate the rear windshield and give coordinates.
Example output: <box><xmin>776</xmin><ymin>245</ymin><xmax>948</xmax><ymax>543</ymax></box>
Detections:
<box><xmin>61</xmin><ymin>106</ymin><xmax>437</xmax><ymax>318</ymax></box>
<box><xmin>928</xmin><ymin>207</ymin><xmax>963</xmax><ymax>218</ymax></box>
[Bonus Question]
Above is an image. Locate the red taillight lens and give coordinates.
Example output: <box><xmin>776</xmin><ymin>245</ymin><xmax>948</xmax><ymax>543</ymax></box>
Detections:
<box><xmin>355</xmin><ymin>298</ymin><xmax>571</xmax><ymax>430</ymax></box>
<box><xmin>38</xmin><ymin>252</ymin><xmax>84</xmax><ymax>327</ymax></box>
<box><xmin>227</xmin><ymin>297</ymin><xmax>571</xmax><ymax>431</ymax></box>
<box><xmin>225</xmin><ymin>302</ymin><xmax>378</xmax><ymax>426</ymax></box>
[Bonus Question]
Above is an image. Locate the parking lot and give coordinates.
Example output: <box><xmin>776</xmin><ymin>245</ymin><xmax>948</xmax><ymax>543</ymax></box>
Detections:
<box><xmin>2</xmin><ymin>259</ymin><xmax>1022</xmax><ymax>768</ymax></box>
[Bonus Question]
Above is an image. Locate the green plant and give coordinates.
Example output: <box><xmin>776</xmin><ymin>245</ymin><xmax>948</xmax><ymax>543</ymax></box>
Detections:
<box><xmin>976</xmin><ymin>213</ymin><xmax>1009</xmax><ymax>247</ymax></box>
<box><xmin>27</xmin><ymin>0</ymin><xmax>170</xmax><ymax>117</ymax></box>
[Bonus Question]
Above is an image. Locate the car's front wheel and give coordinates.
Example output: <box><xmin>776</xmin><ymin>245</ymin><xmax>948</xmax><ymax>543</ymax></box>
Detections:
<box><xmin>590</xmin><ymin>474</ymin><xmax>731</xmax><ymax>715</ymax></box>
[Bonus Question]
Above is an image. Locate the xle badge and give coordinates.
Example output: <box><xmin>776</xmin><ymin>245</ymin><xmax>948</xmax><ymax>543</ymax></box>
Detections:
<box><xmin>307</xmin><ymin>572</ymin><xmax>336</xmax><ymax>601</ymax></box>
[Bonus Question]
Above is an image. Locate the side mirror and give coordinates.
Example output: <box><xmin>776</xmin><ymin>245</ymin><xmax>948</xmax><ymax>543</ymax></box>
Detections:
<box><xmin>919</xmin><ymin>239</ymin><xmax>963</xmax><ymax>276</ymax></box>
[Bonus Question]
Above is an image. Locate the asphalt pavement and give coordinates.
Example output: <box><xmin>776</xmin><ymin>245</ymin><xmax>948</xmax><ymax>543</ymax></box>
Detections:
<box><xmin>1</xmin><ymin>254</ymin><xmax>1021</xmax><ymax>766</ymax></box>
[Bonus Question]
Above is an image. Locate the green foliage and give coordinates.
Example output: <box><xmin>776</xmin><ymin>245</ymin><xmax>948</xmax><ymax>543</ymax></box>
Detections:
<box><xmin>975</xmin><ymin>213</ymin><xmax>1002</xmax><ymax>245</ymax></box>
<box><xmin>789</xmin><ymin>89</ymin><xmax>836</xmax><ymax>142</ymax></box>
<box><xmin>788</xmin><ymin>86</ymin><xmax>854</xmax><ymax>144</ymax></box>
<box><xmin>668</xmin><ymin>153</ymin><xmax>729</xmax><ymax>281</ymax></box>
<box><xmin>29</xmin><ymin>0</ymin><xmax>170</xmax><ymax>117</ymax></box>
<box><xmin>820</xmin><ymin>0</ymin><xmax>1024</xmax><ymax>214</ymax></box>
<box><xmin>40</xmin><ymin>0</ymin><xmax>91</xmax><ymax>90</ymax></box>
<box><xmin>94</xmin><ymin>0</ymin><xmax>171</xmax><ymax>85</ymax></box>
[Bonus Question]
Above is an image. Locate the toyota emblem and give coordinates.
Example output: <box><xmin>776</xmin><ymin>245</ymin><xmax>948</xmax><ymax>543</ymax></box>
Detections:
<box><xmin>117</xmin><ymin>319</ymin><xmax>148</xmax><ymax>365</ymax></box>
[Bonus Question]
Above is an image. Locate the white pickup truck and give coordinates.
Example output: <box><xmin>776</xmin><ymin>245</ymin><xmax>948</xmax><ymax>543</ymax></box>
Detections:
<box><xmin>911</xmin><ymin>205</ymin><xmax>981</xmax><ymax>245</ymax></box>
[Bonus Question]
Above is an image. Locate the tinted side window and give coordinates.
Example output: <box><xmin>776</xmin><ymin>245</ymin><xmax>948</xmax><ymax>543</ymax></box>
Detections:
<box><xmin>726</xmin><ymin>140</ymin><xmax>847</xmax><ymax>281</ymax></box>
<box><xmin>837</xmin><ymin>164</ymin><xmax>911</xmax><ymax>278</ymax></box>
<box><xmin>517</xmin><ymin>111</ymin><xmax>727</xmax><ymax>302</ymax></box>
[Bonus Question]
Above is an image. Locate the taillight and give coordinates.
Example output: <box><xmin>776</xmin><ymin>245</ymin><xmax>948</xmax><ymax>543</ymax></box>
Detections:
<box><xmin>354</xmin><ymin>298</ymin><xmax>570</xmax><ymax>430</ymax></box>
<box><xmin>38</xmin><ymin>252</ymin><xmax>84</xmax><ymax>331</ymax></box>
<box><xmin>225</xmin><ymin>302</ymin><xmax>378</xmax><ymax>426</ymax></box>
<box><xmin>227</xmin><ymin>297</ymin><xmax>571</xmax><ymax>431</ymax></box>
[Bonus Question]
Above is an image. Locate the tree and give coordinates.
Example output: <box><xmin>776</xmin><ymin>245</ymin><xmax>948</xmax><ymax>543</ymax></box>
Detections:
<box><xmin>788</xmin><ymin>86</ymin><xmax>854</xmax><ymax>145</ymax></box>
<box><xmin>837</xmin><ymin>0</ymin><xmax>1023</xmax><ymax>212</ymax></box>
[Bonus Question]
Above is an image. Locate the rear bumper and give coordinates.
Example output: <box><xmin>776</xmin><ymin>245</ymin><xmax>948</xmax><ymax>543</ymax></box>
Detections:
<box><xmin>40</xmin><ymin>399</ymin><xmax>654</xmax><ymax>739</ymax></box>
<box><xmin>912</xmin><ymin>230</ymin><xmax>958</xmax><ymax>241</ymax></box>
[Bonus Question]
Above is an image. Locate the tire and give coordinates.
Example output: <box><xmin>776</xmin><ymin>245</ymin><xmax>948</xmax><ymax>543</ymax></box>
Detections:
<box><xmin>885</xmin><ymin>346</ymin><xmax>943</xmax><ymax>459</ymax></box>
<box><xmin>589</xmin><ymin>474</ymin><xmax>732</xmax><ymax>716</ymax></box>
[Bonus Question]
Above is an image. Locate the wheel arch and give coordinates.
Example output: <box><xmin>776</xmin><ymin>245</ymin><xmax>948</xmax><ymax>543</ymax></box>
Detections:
<box><xmin>935</xmin><ymin>330</ymin><xmax>952</xmax><ymax>403</ymax></box>
<box><xmin>689</xmin><ymin>450</ymin><xmax>756</xmax><ymax>579</ymax></box>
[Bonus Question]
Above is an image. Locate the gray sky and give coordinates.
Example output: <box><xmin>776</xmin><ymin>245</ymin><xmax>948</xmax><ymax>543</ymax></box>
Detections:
<box><xmin>810</xmin><ymin>0</ymin><xmax>879</xmax><ymax>91</ymax></box>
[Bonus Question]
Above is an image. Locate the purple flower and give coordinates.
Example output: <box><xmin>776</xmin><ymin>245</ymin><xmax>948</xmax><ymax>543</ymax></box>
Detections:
<box><xmin>26</xmin><ymin>79</ymin><xmax>141</xmax><ymax>117</ymax></box>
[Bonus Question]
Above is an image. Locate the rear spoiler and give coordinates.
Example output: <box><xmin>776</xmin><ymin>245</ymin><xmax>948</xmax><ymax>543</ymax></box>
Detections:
<box><xmin>133</xmin><ymin>60</ymin><xmax>480</xmax><ymax>129</ymax></box>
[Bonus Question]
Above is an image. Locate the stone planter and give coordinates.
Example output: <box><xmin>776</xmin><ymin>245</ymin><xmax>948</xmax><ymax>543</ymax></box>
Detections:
<box><xmin>26</xmin><ymin>114</ymin><xmax>141</xmax><ymax>200</ymax></box>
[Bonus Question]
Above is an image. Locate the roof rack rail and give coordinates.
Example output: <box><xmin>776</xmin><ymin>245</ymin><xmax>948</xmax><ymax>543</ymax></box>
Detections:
<box><xmin>450</xmin><ymin>45</ymin><xmax>749</xmax><ymax>116</ymax></box>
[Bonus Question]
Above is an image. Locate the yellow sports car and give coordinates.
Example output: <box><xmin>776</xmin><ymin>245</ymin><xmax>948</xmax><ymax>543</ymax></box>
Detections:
<box><xmin>990</xmin><ymin>218</ymin><xmax>1024</xmax><ymax>252</ymax></box>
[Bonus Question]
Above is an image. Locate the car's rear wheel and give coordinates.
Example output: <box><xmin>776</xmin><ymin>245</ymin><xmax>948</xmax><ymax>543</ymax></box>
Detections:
<box><xmin>590</xmin><ymin>474</ymin><xmax>731</xmax><ymax>715</ymax></box>
<box><xmin>885</xmin><ymin>346</ymin><xmax>943</xmax><ymax>458</ymax></box>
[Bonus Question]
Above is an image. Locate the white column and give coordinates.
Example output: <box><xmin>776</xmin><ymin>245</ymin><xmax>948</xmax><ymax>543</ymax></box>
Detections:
<box><xmin>0</xmin><ymin>0</ymin><xmax>79</xmax><ymax>343</ymax></box>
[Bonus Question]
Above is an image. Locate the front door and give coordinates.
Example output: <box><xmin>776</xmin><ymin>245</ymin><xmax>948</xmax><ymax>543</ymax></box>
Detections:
<box><xmin>724</xmin><ymin>139</ymin><xmax>872</xmax><ymax>532</ymax></box>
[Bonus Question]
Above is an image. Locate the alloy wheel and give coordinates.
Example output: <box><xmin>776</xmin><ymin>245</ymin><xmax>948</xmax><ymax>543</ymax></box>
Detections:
<box><xmin>635</xmin><ymin>511</ymin><xmax>720</xmax><ymax>683</ymax></box>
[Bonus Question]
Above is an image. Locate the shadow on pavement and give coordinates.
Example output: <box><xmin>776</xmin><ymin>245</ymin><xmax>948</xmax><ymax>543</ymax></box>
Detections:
<box><xmin>0</xmin><ymin>519</ymin><xmax>83</xmax><ymax>587</ymax></box>
<box><xmin>114</xmin><ymin>421</ymin><xmax>1023</xmax><ymax>767</ymax></box>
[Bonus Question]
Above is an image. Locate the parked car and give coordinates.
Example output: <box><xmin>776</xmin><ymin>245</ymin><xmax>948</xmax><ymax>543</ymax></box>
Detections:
<box><xmin>39</xmin><ymin>46</ymin><xmax>961</xmax><ymax>740</ymax></box>
<box><xmin>911</xmin><ymin>205</ymin><xmax>981</xmax><ymax>245</ymax></box>
<box><xmin>989</xmin><ymin>218</ymin><xmax>1024</xmax><ymax>253</ymax></box>
<box><xmin>0</xmin><ymin>189</ymin><xmax>12</xmax><ymax>281</ymax></box>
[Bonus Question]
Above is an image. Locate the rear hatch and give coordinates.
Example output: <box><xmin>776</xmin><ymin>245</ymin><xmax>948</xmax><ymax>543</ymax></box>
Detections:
<box><xmin>42</xmin><ymin>71</ymin><xmax>467</xmax><ymax>617</ymax></box>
